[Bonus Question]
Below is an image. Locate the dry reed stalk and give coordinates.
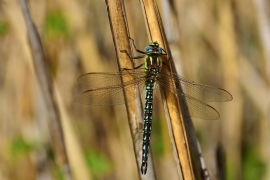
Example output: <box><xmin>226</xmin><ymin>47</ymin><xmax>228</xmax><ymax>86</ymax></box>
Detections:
<box><xmin>252</xmin><ymin>0</ymin><xmax>270</xmax><ymax>179</ymax></box>
<box><xmin>139</xmin><ymin>0</ymin><xmax>196</xmax><ymax>179</ymax></box>
<box><xmin>105</xmin><ymin>0</ymin><xmax>209</xmax><ymax>179</ymax></box>
<box><xmin>164</xmin><ymin>0</ymin><xmax>214</xmax><ymax>179</ymax></box>
<box><xmin>216</xmin><ymin>1</ymin><xmax>243</xmax><ymax>179</ymax></box>
<box><xmin>239</xmin><ymin>55</ymin><xmax>270</xmax><ymax>180</ymax></box>
<box><xmin>105</xmin><ymin>0</ymin><xmax>153</xmax><ymax>179</ymax></box>
<box><xmin>54</xmin><ymin>82</ymin><xmax>92</xmax><ymax>180</ymax></box>
<box><xmin>18</xmin><ymin>0</ymin><xmax>72</xmax><ymax>179</ymax></box>
<box><xmin>56</xmin><ymin>0</ymin><xmax>104</xmax><ymax>72</ymax></box>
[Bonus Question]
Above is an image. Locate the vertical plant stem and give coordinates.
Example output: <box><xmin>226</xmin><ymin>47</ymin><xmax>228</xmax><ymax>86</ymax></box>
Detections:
<box><xmin>105</xmin><ymin>0</ymin><xmax>156</xmax><ymax>179</ymax></box>
<box><xmin>139</xmin><ymin>0</ymin><xmax>196</xmax><ymax>179</ymax></box>
<box><xmin>18</xmin><ymin>0</ymin><xmax>72</xmax><ymax>179</ymax></box>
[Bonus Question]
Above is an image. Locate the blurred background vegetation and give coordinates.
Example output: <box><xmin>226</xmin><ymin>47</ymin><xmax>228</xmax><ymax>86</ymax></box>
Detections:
<box><xmin>0</xmin><ymin>0</ymin><xmax>270</xmax><ymax>179</ymax></box>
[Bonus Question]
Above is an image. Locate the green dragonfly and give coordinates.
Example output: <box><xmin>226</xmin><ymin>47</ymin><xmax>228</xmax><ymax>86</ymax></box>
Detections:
<box><xmin>76</xmin><ymin>39</ymin><xmax>233</xmax><ymax>174</ymax></box>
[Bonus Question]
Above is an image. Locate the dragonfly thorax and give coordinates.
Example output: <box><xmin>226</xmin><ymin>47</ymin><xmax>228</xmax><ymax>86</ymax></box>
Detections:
<box><xmin>143</xmin><ymin>41</ymin><xmax>164</xmax><ymax>74</ymax></box>
<box><xmin>144</xmin><ymin>55</ymin><xmax>162</xmax><ymax>84</ymax></box>
<box><xmin>144</xmin><ymin>54</ymin><xmax>163</xmax><ymax>71</ymax></box>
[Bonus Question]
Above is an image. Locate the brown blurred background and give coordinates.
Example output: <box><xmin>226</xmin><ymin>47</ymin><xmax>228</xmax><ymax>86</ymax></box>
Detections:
<box><xmin>0</xmin><ymin>0</ymin><xmax>269</xmax><ymax>179</ymax></box>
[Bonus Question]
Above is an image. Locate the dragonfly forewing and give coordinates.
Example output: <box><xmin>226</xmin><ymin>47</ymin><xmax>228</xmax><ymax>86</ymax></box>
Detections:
<box><xmin>77</xmin><ymin>71</ymin><xmax>146</xmax><ymax>89</ymax></box>
<box><xmin>158</xmin><ymin>72</ymin><xmax>233</xmax><ymax>102</ymax></box>
<box><xmin>76</xmin><ymin>72</ymin><xmax>146</xmax><ymax>106</ymax></box>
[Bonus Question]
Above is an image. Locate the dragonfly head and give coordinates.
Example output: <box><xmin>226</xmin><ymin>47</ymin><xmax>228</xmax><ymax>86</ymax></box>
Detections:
<box><xmin>145</xmin><ymin>41</ymin><xmax>163</xmax><ymax>55</ymax></box>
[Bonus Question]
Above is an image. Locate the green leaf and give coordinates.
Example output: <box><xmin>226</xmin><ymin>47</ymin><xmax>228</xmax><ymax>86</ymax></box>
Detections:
<box><xmin>0</xmin><ymin>20</ymin><xmax>9</xmax><ymax>37</ymax></box>
<box><xmin>54</xmin><ymin>164</ymin><xmax>65</xmax><ymax>180</ymax></box>
<box><xmin>9</xmin><ymin>137</ymin><xmax>36</xmax><ymax>161</ymax></box>
<box><xmin>242</xmin><ymin>146</ymin><xmax>266</xmax><ymax>180</ymax></box>
<box><xmin>84</xmin><ymin>149</ymin><xmax>112</xmax><ymax>179</ymax></box>
<box><xmin>44</xmin><ymin>10</ymin><xmax>69</xmax><ymax>40</ymax></box>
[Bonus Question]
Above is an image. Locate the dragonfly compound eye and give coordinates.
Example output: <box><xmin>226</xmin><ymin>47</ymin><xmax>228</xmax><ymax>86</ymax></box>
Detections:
<box><xmin>145</xmin><ymin>45</ymin><xmax>153</xmax><ymax>53</ymax></box>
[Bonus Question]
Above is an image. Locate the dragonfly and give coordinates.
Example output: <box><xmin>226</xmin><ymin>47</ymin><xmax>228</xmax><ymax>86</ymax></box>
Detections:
<box><xmin>76</xmin><ymin>39</ymin><xmax>233</xmax><ymax>174</ymax></box>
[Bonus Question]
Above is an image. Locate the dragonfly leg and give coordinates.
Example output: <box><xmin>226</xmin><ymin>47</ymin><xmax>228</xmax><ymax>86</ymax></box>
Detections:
<box><xmin>129</xmin><ymin>37</ymin><xmax>167</xmax><ymax>56</ymax></box>
<box><xmin>120</xmin><ymin>49</ymin><xmax>145</xmax><ymax>59</ymax></box>
<box><xmin>119</xmin><ymin>63</ymin><xmax>143</xmax><ymax>71</ymax></box>
<box><xmin>128</xmin><ymin>37</ymin><xmax>148</xmax><ymax>55</ymax></box>
<box><xmin>161</xmin><ymin>48</ymin><xmax>167</xmax><ymax>55</ymax></box>
<box><xmin>162</xmin><ymin>54</ymin><xmax>171</xmax><ymax>65</ymax></box>
<box><xmin>134</xmin><ymin>63</ymin><xmax>144</xmax><ymax>69</ymax></box>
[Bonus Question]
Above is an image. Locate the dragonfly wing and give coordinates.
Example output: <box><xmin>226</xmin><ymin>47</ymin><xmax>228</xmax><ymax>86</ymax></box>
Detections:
<box><xmin>158</xmin><ymin>73</ymin><xmax>233</xmax><ymax>102</ymax></box>
<box><xmin>179</xmin><ymin>94</ymin><xmax>220</xmax><ymax>120</ymax></box>
<box><xmin>154</xmin><ymin>79</ymin><xmax>171</xmax><ymax>103</ymax></box>
<box><xmin>76</xmin><ymin>79</ymin><xmax>145</xmax><ymax>106</ymax></box>
<box><xmin>77</xmin><ymin>70</ymin><xmax>145</xmax><ymax>88</ymax></box>
<box><xmin>155</xmin><ymin>82</ymin><xmax>220</xmax><ymax>120</ymax></box>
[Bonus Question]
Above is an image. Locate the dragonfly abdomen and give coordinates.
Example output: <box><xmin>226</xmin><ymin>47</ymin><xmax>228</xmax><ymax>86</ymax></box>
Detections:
<box><xmin>141</xmin><ymin>80</ymin><xmax>155</xmax><ymax>174</ymax></box>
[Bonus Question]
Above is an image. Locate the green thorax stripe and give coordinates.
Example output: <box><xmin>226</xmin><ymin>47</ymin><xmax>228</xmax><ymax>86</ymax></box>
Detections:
<box><xmin>144</xmin><ymin>55</ymin><xmax>162</xmax><ymax>70</ymax></box>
